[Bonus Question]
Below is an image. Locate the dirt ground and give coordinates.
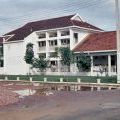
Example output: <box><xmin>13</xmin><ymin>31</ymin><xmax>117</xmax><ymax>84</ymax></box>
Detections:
<box><xmin>0</xmin><ymin>90</ymin><xmax>120</xmax><ymax>120</ymax></box>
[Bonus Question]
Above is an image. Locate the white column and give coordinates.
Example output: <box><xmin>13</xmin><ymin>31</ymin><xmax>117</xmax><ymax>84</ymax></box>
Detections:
<box><xmin>90</xmin><ymin>56</ymin><xmax>93</xmax><ymax>76</ymax></box>
<box><xmin>70</xmin><ymin>29</ymin><xmax>74</xmax><ymax>50</ymax></box>
<box><xmin>46</xmin><ymin>32</ymin><xmax>49</xmax><ymax>59</ymax></box>
<box><xmin>57</xmin><ymin>30</ymin><xmax>61</xmax><ymax>47</ymax></box>
<box><xmin>57</xmin><ymin>30</ymin><xmax>61</xmax><ymax>72</ymax></box>
<box><xmin>108</xmin><ymin>55</ymin><xmax>111</xmax><ymax>76</ymax></box>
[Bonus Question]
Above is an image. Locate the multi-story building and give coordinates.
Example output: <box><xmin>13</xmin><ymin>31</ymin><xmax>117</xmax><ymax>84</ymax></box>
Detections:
<box><xmin>0</xmin><ymin>14</ymin><xmax>117</xmax><ymax>76</ymax></box>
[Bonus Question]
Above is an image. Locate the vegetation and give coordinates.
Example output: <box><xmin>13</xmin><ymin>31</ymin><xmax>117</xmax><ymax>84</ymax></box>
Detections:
<box><xmin>24</xmin><ymin>43</ymin><xmax>34</xmax><ymax>75</ymax></box>
<box><xmin>58</xmin><ymin>47</ymin><xmax>75</xmax><ymax>71</ymax></box>
<box><xmin>76</xmin><ymin>54</ymin><xmax>91</xmax><ymax>71</ymax></box>
<box><xmin>32</xmin><ymin>56</ymin><xmax>49</xmax><ymax>74</ymax></box>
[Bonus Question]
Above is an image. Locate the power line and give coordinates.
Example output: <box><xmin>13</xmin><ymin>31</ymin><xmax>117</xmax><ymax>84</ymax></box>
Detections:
<box><xmin>0</xmin><ymin>0</ymin><xmax>114</xmax><ymax>33</ymax></box>
<box><xmin>1</xmin><ymin>0</ymin><xmax>109</xmax><ymax>23</ymax></box>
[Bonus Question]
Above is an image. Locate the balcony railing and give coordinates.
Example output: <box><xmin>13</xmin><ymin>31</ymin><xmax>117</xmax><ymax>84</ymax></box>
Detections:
<box><xmin>38</xmin><ymin>47</ymin><xmax>46</xmax><ymax>52</ymax></box>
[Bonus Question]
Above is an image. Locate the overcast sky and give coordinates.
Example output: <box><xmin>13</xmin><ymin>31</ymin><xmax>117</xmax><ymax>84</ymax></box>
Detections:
<box><xmin>0</xmin><ymin>0</ymin><xmax>118</xmax><ymax>35</ymax></box>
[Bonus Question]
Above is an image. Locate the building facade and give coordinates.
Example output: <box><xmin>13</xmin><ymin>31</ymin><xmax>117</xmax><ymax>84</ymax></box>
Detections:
<box><xmin>0</xmin><ymin>14</ymin><xmax>117</xmax><ymax>76</ymax></box>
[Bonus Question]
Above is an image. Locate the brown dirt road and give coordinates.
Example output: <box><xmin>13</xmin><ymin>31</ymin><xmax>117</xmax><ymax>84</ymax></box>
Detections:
<box><xmin>0</xmin><ymin>90</ymin><xmax>120</xmax><ymax>120</ymax></box>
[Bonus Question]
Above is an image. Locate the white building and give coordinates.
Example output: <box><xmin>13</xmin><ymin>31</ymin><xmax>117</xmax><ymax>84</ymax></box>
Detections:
<box><xmin>0</xmin><ymin>14</ymin><xmax>117</xmax><ymax>76</ymax></box>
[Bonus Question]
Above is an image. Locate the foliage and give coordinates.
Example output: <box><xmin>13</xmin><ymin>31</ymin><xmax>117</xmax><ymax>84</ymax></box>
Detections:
<box><xmin>24</xmin><ymin>43</ymin><xmax>34</xmax><ymax>64</ymax></box>
<box><xmin>76</xmin><ymin>54</ymin><xmax>91</xmax><ymax>71</ymax></box>
<box><xmin>32</xmin><ymin>56</ymin><xmax>49</xmax><ymax>73</ymax></box>
<box><xmin>0</xmin><ymin>45</ymin><xmax>3</xmax><ymax>56</ymax></box>
<box><xmin>58</xmin><ymin>47</ymin><xmax>75</xmax><ymax>66</ymax></box>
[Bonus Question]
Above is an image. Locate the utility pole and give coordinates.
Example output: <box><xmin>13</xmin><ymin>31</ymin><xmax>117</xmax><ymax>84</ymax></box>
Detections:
<box><xmin>115</xmin><ymin>0</ymin><xmax>120</xmax><ymax>83</ymax></box>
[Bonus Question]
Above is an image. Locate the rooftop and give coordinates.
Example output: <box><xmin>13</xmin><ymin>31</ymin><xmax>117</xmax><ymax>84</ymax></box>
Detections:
<box><xmin>3</xmin><ymin>14</ymin><xmax>102</xmax><ymax>42</ymax></box>
<box><xmin>73</xmin><ymin>31</ymin><xmax>116</xmax><ymax>52</ymax></box>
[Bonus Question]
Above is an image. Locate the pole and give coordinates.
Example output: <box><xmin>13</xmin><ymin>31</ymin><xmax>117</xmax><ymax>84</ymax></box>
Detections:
<box><xmin>115</xmin><ymin>0</ymin><xmax>120</xmax><ymax>83</ymax></box>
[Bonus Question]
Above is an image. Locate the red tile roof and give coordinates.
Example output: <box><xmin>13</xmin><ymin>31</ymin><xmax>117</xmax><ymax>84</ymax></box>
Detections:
<box><xmin>4</xmin><ymin>14</ymin><xmax>102</xmax><ymax>42</ymax></box>
<box><xmin>73</xmin><ymin>31</ymin><xmax>116</xmax><ymax>52</ymax></box>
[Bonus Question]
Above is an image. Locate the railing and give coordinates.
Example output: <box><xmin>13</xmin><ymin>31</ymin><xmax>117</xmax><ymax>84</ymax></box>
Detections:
<box><xmin>38</xmin><ymin>47</ymin><xmax>46</xmax><ymax>52</ymax></box>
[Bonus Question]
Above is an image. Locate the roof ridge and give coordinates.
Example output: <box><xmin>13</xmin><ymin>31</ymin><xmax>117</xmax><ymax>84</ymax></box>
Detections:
<box><xmin>27</xmin><ymin>14</ymin><xmax>75</xmax><ymax>25</ymax></box>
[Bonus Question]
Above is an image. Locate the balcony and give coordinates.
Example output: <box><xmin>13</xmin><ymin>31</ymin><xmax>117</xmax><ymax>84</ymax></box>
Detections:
<box><xmin>36</xmin><ymin>32</ymin><xmax>46</xmax><ymax>39</ymax></box>
<box><xmin>49</xmin><ymin>31</ymin><xmax>57</xmax><ymax>38</ymax></box>
<box><xmin>60</xmin><ymin>39</ymin><xmax>70</xmax><ymax>47</ymax></box>
<box><xmin>38</xmin><ymin>47</ymin><xmax>46</xmax><ymax>53</ymax></box>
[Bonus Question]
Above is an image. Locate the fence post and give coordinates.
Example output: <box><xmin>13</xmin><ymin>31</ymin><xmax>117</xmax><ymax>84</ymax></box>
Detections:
<box><xmin>77</xmin><ymin>78</ymin><xmax>81</xmax><ymax>83</ymax></box>
<box><xmin>5</xmin><ymin>76</ymin><xmax>8</xmax><ymax>81</ymax></box>
<box><xmin>44</xmin><ymin>78</ymin><xmax>47</xmax><ymax>82</ymax></box>
<box><xmin>97</xmin><ymin>79</ymin><xmax>101</xmax><ymax>84</ymax></box>
<box><xmin>30</xmin><ymin>77</ymin><xmax>32</xmax><ymax>82</ymax></box>
<box><xmin>60</xmin><ymin>78</ymin><xmax>63</xmax><ymax>82</ymax></box>
<box><xmin>17</xmin><ymin>77</ymin><xmax>20</xmax><ymax>81</ymax></box>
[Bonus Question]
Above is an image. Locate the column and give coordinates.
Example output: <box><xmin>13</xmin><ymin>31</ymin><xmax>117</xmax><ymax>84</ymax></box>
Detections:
<box><xmin>70</xmin><ymin>29</ymin><xmax>74</xmax><ymax>50</ymax></box>
<box><xmin>57</xmin><ymin>30</ymin><xmax>61</xmax><ymax>73</ymax></box>
<box><xmin>108</xmin><ymin>55</ymin><xmax>111</xmax><ymax>76</ymax></box>
<box><xmin>46</xmin><ymin>32</ymin><xmax>49</xmax><ymax>59</ymax></box>
<box><xmin>90</xmin><ymin>55</ymin><xmax>93</xmax><ymax>76</ymax></box>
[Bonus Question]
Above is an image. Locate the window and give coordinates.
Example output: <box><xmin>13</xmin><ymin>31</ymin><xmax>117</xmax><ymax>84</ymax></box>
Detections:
<box><xmin>38</xmin><ymin>33</ymin><xmax>46</xmax><ymax>39</ymax></box>
<box><xmin>49</xmin><ymin>32</ymin><xmax>57</xmax><ymax>37</ymax></box>
<box><xmin>61</xmin><ymin>31</ymin><xmax>70</xmax><ymax>36</ymax></box>
<box><xmin>74</xmin><ymin>33</ymin><xmax>78</xmax><ymax>43</ymax></box>
<box><xmin>39</xmin><ymin>53</ymin><xmax>46</xmax><ymax>58</ymax></box>
<box><xmin>38</xmin><ymin>41</ymin><xmax>46</xmax><ymax>47</ymax></box>
<box><xmin>49</xmin><ymin>40</ymin><xmax>57</xmax><ymax>46</ymax></box>
<box><xmin>61</xmin><ymin>39</ymin><xmax>70</xmax><ymax>45</ymax></box>
<box><xmin>0</xmin><ymin>59</ymin><xmax>3</xmax><ymax>67</ymax></box>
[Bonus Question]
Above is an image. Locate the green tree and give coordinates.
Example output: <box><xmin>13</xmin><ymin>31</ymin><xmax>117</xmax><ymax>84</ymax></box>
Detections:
<box><xmin>76</xmin><ymin>54</ymin><xmax>91</xmax><ymax>72</ymax></box>
<box><xmin>58</xmin><ymin>47</ymin><xmax>74</xmax><ymax>72</ymax></box>
<box><xmin>24</xmin><ymin>43</ymin><xmax>34</xmax><ymax>75</ymax></box>
<box><xmin>32</xmin><ymin>56</ymin><xmax>49</xmax><ymax>74</ymax></box>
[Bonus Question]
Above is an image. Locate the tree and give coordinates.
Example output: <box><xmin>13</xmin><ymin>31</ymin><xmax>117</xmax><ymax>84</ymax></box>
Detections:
<box><xmin>76</xmin><ymin>54</ymin><xmax>91</xmax><ymax>72</ymax></box>
<box><xmin>24</xmin><ymin>43</ymin><xmax>34</xmax><ymax>75</ymax></box>
<box><xmin>58</xmin><ymin>47</ymin><xmax>74</xmax><ymax>72</ymax></box>
<box><xmin>32</xmin><ymin>56</ymin><xmax>49</xmax><ymax>74</ymax></box>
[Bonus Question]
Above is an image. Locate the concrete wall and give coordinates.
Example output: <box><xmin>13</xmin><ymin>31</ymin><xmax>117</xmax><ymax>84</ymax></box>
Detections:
<box><xmin>4</xmin><ymin>41</ymin><xmax>26</xmax><ymax>75</ymax></box>
<box><xmin>0</xmin><ymin>67</ymin><xmax>4</xmax><ymax>74</ymax></box>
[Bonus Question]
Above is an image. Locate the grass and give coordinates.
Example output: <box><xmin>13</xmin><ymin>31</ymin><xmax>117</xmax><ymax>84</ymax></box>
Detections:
<box><xmin>0</xmin><ymin>75</ymin><xmax>117</xmax><ymax>84</ymax></box>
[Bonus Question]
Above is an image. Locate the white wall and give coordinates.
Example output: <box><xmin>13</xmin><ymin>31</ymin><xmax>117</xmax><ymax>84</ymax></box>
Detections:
<box><xmin>4</xmin><ymin>41</ymin><xmax>26</xmax><ymax>75</ymax></box>
<box><xmin>70</xmin><ymin>28</ymin><xmax>90</xmax><ymax>50</ymax></box>
<box><xmin>0</xmin><ymin>67</ymin><xmax>4</xmax><ymax>75</ymax></box>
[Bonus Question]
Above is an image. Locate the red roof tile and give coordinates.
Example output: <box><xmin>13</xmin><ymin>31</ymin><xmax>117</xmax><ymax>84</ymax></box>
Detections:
<box><xmin>73</xmin><ymin>31</ymin><xmax>116</xmax><ymax>52</ymax></box>
<box><xmin>4</xmin><ymin>14</ymin><xmax>102</xmax><ymax>42</ymax></box>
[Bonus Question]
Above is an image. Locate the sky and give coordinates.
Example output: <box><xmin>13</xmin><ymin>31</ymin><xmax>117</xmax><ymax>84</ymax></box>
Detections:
<box><xmin>0</xmin><ymin>0</ymin><xmax>118</xmax><ymax>36</ymax></box>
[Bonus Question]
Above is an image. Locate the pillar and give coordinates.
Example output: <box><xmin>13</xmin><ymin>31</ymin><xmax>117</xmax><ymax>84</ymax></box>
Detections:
<box><xmin>91</xmin><ymin>86</ymin><xmax>94</xmax><ymax>91</ymax></box>
<box><xmin>90</xmin><ymin>55</ymin><xmax>93</xmax><ymax>76</ymax></box>
<box><xmin>30</xmin><ymin>77</ymin><xmax>32</xmax><ymax>82</ymax></box>
<box><xmin>44</xmin><ymin>77</ymin><xmax>47</xmax><ymax>82</ymax></box>
<box><xmin>46</xmin><ymin>32</ymin><xmax>49</xmax><ymax>59</ymax></box>
<box><xmin>5</xmin><ymin>76</ymin><xmax>8</xmax><ymax>80</ymax></box>
<box><xmin>60</xmin><ymin>78</ymin><xmax>63</xmax><ymax>82</ymax></box>
<box><xmin>77</xmin><ymin>78</ymin><xmax>81</xmax><ymax>83</ymax></box>
<box><xmin>108</xmin><ymin>55</ymin><xmax>111</xmax><ymax>76</ymax></box>
<box><xmin>17</xmin><ymin>77</ymin><xmax>20</xmax><ymax>81</ymax></box>
<box><xmin>57</xmin><ymin>30</ymin><xmax>61</xmax><ymax>73</ymax></box>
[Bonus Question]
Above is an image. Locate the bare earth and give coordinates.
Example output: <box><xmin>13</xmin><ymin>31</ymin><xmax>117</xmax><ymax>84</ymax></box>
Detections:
<box><xmin>0</xmin><ymin>90</ymin><xmax>120</xmax><ymax>120</ymax></box>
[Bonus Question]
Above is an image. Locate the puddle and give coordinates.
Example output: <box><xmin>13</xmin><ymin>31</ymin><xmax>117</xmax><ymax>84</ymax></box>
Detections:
<box><xmin>101</xmin><ymin>103</ymin><xmax>120</xmax><ymax>109</ymax></box>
